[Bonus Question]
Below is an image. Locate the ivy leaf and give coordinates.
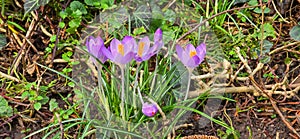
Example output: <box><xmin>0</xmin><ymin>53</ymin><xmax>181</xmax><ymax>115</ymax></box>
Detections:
<box><xmin>261</xmin><ymin>40</ymin><xmax>273</xmax><ymax>54</ymax></box>
<box><xmin>70</xmin><ymin>1</ymin><xmax>87</xmax><ymax>14</ymax></box>
<box><xmin>257</xmin><ymin>23</ymin><xmax>276</xmax><ymax>39</ymax></box>
<box><xmin>99</xmin><ymin>7</ymin><xmax>129</xmax><ymax>33</ymax></box>
<box><xmin>253</xmin><ymin>7</ymin><xmax>271</xmax><ymax>13</ymax></box>
<box><xmin>131</xmin><ymin>4</ymin><xmax>151</xmax><ymax>29</ymax></box>
<box><xmin>164</xmin><ymin>9</ymin><xmax>176</xmax><ymax>25</ymax></box>
<box><xmin>24</xmin><ymin>0</ymin><xmax>50</xmax><ymax>15</ymax></box>
<box><xmin>289</xmin><ymin>25</ymin><xmax>300</xmax><ymax>41</ymax></box>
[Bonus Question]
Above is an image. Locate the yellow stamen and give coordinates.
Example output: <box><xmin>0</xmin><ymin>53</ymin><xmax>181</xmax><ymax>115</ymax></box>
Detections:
<box><xmin>189</xmin><ymin>51</ymin><xmax>197</xmax><ymax>57</ymax></box>
<box><xmin>137</xmin><ymin>42</ymin><xmax>145</xmax><ymax>56</ymax></box>
<box><xmin>118</xmin><ymin>44</ymin><xmax>125</xmax><ymax>56</ymax></box>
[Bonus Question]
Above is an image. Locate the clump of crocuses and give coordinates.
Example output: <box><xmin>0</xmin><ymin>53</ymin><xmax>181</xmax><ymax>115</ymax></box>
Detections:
<box><xmin>85</xmin><ymin>29</ymin><xmax>163</xmax><ymax>118</ymax></box>
<box><xmin>85</xmin><ymin>28</ymin><xmax>206</xmax><ymax>117</ymax></box>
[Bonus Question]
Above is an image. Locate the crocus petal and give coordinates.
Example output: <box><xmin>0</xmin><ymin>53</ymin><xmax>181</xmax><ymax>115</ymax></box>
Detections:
<box><xmin>181</xmin><ymin>49</ymin><xmax>191</xmax><ymax>66</ymax></box>
<box><xmin>117</xmin><ymin>52</ymin><xmax>134</xmax><ymax>65</ymax></box>
<box><xmin>196</xmin><ymin>43</ymin><xmax>206</xmax><ymax>62</ymax></box>
<box><xmin>149</xmin><ymin>41</ymin><xmax>162</xmax><ymax>55</ymax></box>
<box><xmin>142</xmin><ymin>103</ymin><xmax>158</xmax><ymax>117</ymax></box>
<box><xmin>154</xmin><ymin>28</ymin><xmax>162</xmax><ymax>43</ymax></box>
<box><xmin>95</xmin><ymin>36</ymin><xmax>104</xmax><ymax>47</ymax></box>
<box><xmin>135</xmin><ymin>53</ymin><xmax>152</xmax><ymax>62</ymax></box>
<box><xmin>110</xmin><ymin>38</ymin><xmax>122</xmax><ymax>56</ymax></box>
<box><xmin>102</xmin><ymin>46</ymin><xmax>113</xmax><ymax>60</ymax></box>
<box><xmin>186</xmin><ymin>44</ymin><xmax>196</xmax><ymax>54</ymax></box>
<box><xmin>86</xmin><ymin>36</ymin><xmax>107</xmax><ymax>64</ymax></box>
<box><xmin>177</xmin><ymin>45</ymin><xmax>189</xmax><ymax>67</ymax></box>
<box><xmin>98</xmin><ymin>47</ymin><xmax>108</xmax><ymax>63</ymax></box>
<box><xmin>139</xmin><ymin>36</ymin><xmax>151</xmax><ymax>56</ymax></box>
<box><xmin>86</xmin><ymin>36</ymin><xmax>92</xmax><ymax>52</ymax></box>
<box><xmin>122</xmin><ymin>36</ymin><xmax>136</xmax><ymax>55</ymax></box>
<box><xmin>176</xmin><ymin>45</ymin><xmax>184</xmax><ymax>62</ymax></box>
<box><xmin>87</xmin><ymin>37</ymin><xmax>98</xmax><ymax>56</ymax></box>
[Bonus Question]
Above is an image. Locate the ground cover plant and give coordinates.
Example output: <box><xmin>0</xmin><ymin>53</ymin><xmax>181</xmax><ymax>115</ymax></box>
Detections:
<box><xmin>0</xmin><ymin>0</ymin><xmax>300</xmax><ymax>139</ymax></box>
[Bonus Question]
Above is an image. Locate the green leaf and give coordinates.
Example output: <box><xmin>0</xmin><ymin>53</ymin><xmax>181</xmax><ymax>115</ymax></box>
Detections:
<box><xmin>49</xmin><ymin>99</ymin><xmax>58</xmax><ymax>112</ymax></box>
<box><xmin>62</xmin><ymin>53</ymin><xmax>70</xmax><ymax>61</ymax></box>
<box><xmin>289</xmin><ymin>25</ymin><xmax>300</xmax><ymax>41</ymax></box>
<box><xmin>39</xmin><ymin>96</ymin><xmax>49</xmax><ymax>105</ymax></box>
<box><xmin>24</xmin><ymin>0</ymin><xmax>50</xmax><ymax>15</ymax></box>
<box><xmin>253</xmin><ymin>7</ymin><xmax>270</xmax><ymax>13</ymax></box>
<box><xmin>7</xmin><ymin>21</ymin><xmax>26</xmax><ymax>32</ymax></box>
<box><xmin>69</xmin><ymin>18</ymin><xmax>82</xmax><ymax>28</ymax></box>
<box><xmin>66</xmin><ymin>27</ymin><xmax>76</xmax><ymax>34</ymax></box>
<box><xmin>59</xmin><ymin>22</ymin><xmax>65</xmax><ymax>28</ymax></box>
<box><xmin>50</xmin><ymin>35</ymin><xmax>56</xmax><ymax>42</ymax></box>
<box><xmin>71</xmin><ymin>9</ymin><xmax>83</xmax><ymax>17</ymax></box>
<box><xmin>59</xmin><ymin>11</ymin><xmax>68</xmax><ymax>19</ymax></box>
<box><xmin>67</xmin><ymin>82</ymin><xmax>75</xmax><ymax>87</ymax></box>
<box><xmin>34</xmin><ymin>102</ymin><xmax>42</xmax><ymax>111</ymax></box>
<box><xmin>62</xmin><ymin>68</ymin><xmax>72</xmax><ymax>73</ymax></box>
<box><xmin>133</xmin><ymin>26</ymin><xmax>147</xmax><ymax>35</ymax></box>
<box><xmin>0</xmin><ymin>96</ymin><xmax>13</xmax><ymax>117</ymax></box>
<box><xmin>234</xmin><ymin>0</ymin><xmax>249</xmax><ymax>5</ymax></box>
<box><xmin>84</xmin><ymin>0</ymin><xmax>100</xmax><ymax>6</ymax></box>
<box><xmin>36</xmin><ymin>96</ymin><xmax>43</xmax><ymax>101</ymax></box>
<box><xmin>21</xmin><ymin>91</ymin><xmax>29</xmax><ymax>99</ymax></box>
<box><xmin>248</xmin><ymin>0</ymin><xmax>258</xmax><ymax>6</ymax></box>
<box><xmin>131</xmin><ymin>4</ymin><xmax>151</xmax><ymax>29</ymax></box>
<box><xmin>164</xmin><ymin>9</ymin><xmax>176</xmax><ymax>25</ymax></box>
<box><xmin>257</xmin><ymin>23</ymin><xmax>276</xmax><ymax>39</ymax></box>
<box><xmin>99</xmin><ymin>7</ymin><xmax>128</xmax><ymax>33</ymax></box>
<box><xmin>70</xmin><ymin>61</ymin><xmax>80</xmax><ymax>65</ymax></box>
<box><xmin>261</xmin><ymin>40</ymin><xmax>273</xmax><ymax>54</ymax></box>
<box><xmin>70</xmin><ymin>1</ymin><xmax>87</xmax><ymax>14</ymax></box>
<box><xmin>259</xmin><ymin>56</ymin><xmax>270</xmax><ymax>64</ymax></box>
<box><xmin>284</xmin><ymin>57</ymin><xmax>291</xmax><ymax>64</ymax></box>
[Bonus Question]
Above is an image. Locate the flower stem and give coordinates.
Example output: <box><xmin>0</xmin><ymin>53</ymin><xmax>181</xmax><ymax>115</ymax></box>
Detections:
<box><xmin>96</xmin><ymin>64</ymin><xmax>110</xmax><ymax>120</ymax></box>
<box><xmin>150</xmin><ymin>56</ymin><xmax>159</xmax><ymax>94</ymax></box>
<box><xmin>137</xmin><ymin>87</ymin><xmax>144</xmax><ymax>104</ymax></box>
<box><xmin>119</xmin><ymin>65</ymin><xmax>126</xmax><ymax>122</ymax></box>
<box><xmin>184</xmin><ymin>68</ymin><xmax>193</xmax><ymax>100</ymax></box>
<box><xmin>133</xmin><ymin>63</ymin><xmax>141</xmax><ymax>113</ymax></box>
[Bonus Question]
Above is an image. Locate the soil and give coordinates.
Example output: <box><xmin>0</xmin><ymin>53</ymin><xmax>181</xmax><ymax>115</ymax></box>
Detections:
<box><xmin>177</xmin><ymin>92</ymin><xmax>300</xmax><ymax>138</ymax></box>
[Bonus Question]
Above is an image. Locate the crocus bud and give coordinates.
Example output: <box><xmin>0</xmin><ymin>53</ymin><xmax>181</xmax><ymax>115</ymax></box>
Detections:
<box><xmin>142</xmin><ymin>102</ymin><xmax>158</xmax><ymax>117</ymax></box>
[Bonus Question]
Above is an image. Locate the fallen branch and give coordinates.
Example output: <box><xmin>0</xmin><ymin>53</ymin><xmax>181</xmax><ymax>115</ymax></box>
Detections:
<box><xmin>188</xmin><ymin>85</ymin><xmax>300</xmax><ymax>98</ymax></box>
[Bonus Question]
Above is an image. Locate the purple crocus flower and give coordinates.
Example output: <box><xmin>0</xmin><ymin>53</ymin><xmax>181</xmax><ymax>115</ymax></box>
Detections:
<box><xmin>134</xmin><ymin>28</ymin><xmax>163</xmax><ymax>62</ymax></box>
<box><xmin>176</xmin><ymin>43</ymin><xmax>206</xmax><ymax>69</ymax></box>
<box><xmin>86</xmin><ymin>36</ymin><xmax>107</xmax><ymax>64</ymax></box>
<box><xmin>154</xmin><ymin>28</ymin><xmax>163</xmax><ymax>44</ymax></box>
<box><xmin>151</xmin><ymin>28</ymin><xmax>164</xmax><ymax>54</ymax></box>
<box><xmin>142</xmin><ymin>102</ymin><xmax>158</xmax><ymax>117</ymax></box>
<box><xmin>102</xmin><ymin>36</ymin><xmax>135</xmax><ymax>65</ymax></box>
<box><xmin>134</xmin><ymin>36</ymin><xmax>152</xmax><ymax>62</ymax></box>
